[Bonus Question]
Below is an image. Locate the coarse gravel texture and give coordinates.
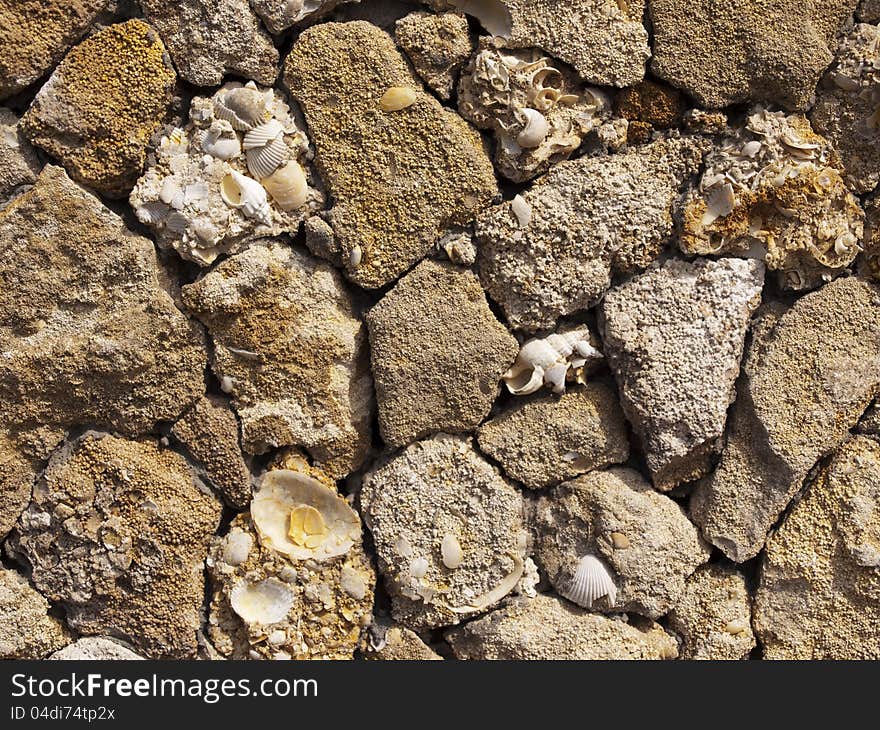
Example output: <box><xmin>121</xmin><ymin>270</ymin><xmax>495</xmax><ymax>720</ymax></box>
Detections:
<box><xmin>1</xmin><ymin>0</ymin><xmax>878</xmax><ymax>662</ymax></box>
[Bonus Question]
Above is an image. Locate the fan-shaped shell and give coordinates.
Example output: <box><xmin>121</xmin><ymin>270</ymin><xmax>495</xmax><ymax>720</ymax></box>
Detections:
<box><xmin>219</xmin><ymin>171</ymin><xmax>271</xmax><ymax>226</ymax></box>
<box><xmin>214</xmin><ymin>85</ymin><xmax>267</xmax><ymax>131</ymax></box>
<box><xmin>261</xmin><ymin>160</ymin><xmax>308</xmax><ymax>211</ymax></box>
<box><xmin>251</xmin><ymin>469</ymin><xmax>361</xmax><ymax>561</ymax></box>
<box><xmin>230</xmin><ymin>578</ymin><xmax>295</xmax><ymax>625</ymax></box>
<box><xmin>246</xmin><ymin>136</ymin><xmax>288</xmax><ymax>179</ymax></box>
<box><xmin>560</xmin><ymin>554</ymin><xmax>617</xmax><ymax>609</ymax></box>
<box><xmin>243</xmin><ymin>119</ymin><xmax>284</xmax><ymax>150</ymax></box>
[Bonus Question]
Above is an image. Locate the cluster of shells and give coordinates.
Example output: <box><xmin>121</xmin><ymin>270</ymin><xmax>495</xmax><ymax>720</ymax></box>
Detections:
<box><xmin>131</xmin><ymin>81</ymin><xmax>322</xmax><ymax>265</ymax></box>
<box><xmin>680</xmin><ymin>106</ymin><xmax>864</xmax><ymax>289</ymax></box>
<box><xmin>208</xmin><ymin>464</ymin><xmax>374</xmax><ymax>660</ymax></box>
<box><xmin>458</xmin><ymin>44</ymin><xmax>611</xmax><ymax>181</ymax></box>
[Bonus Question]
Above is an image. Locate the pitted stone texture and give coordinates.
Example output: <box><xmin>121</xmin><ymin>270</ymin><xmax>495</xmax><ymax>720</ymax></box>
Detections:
<box><xmin>534</xmin><ymin>468</ymin><xmax>711</xmax><ymax>619</ymax></box>
<box><xmin>0</xmin><ymin>0</ymin><xmax>108</xmax><ymax>100</ymax></box>
<box><xmin>396</xmin><ymin>12</ymin><xmax>472</xmax><ymax>101</ymax></box>
<box><xmin>252</xmin><ymin>0</ymin><xmax>352</xmax><ymax>33</ymax></box>
<box><xmin>432</xmin><ymin>0</ymin><xmax>650</xmax><ymax>87</ymax></box>
<box><xmin>284</xmin><ymin>21</ymin><xmax>498</xmax><ymax>289</ymax></box>
<box><xmin>182</xmin><ymin>241</ymin><xmax>373</xmax><ymax>479</ymax></box>
<box><xmin>476</xmin><ymin>382</ymin><xmax>630</xmax><ymax>490</ymax></box>
<box><xmin>11</xmin><ymin>433</ymin><xmax>222</xmax><ymax>659</ymax></box>
<box><xmin>140</xmin><ymin>0</ymin><xmax>279</xmax><ymax>87</ymax></box>
<box><xmin>859</xmin><ymin>0</ymin><xmax>880</xmax><ymax>20</ymax></box>
<box><xmin>0</xmin><ymin>109</ymin><xmax>41</xmax><ymax>205</ymax></box>
<box><xmin>600</xmin><ymin>258</ymin><xmax>765</xmax><ymax>490</ymax></box>
<box><xmin>476</xmin><ymin>136</ymin><xmax>707</xmax><ymax>331</ymax></box>
<box><xmin>445</xmin><ymin>594</ymin><xmax>678</xmax><ymax>660</ymax></box>
<box><xmin>171</xmin><ymin>396</ymin><xmax>252</xmax><ymax>510</ymax></box>
<box><xmin>650</xmin><ymin>0</ymin><xmax>857</xmax><ymax>111</ymax></box>
<box><xmin>0</xmin><ymin>166</ymin><xmax>206</xmax><ymax>539</ymax></box>
<box><xmin>363</xmin><ymin>620</ymin><xmax>444</xmax><ymax>660</ymax></box>
<box><xmin>755</xmin><ymin>436</ymin><xmax>880</xmax><ymax>659</ymax></box>
<box><xmin>21</xmin><ymin>20</ymin><xmax>175</xmax><ymax>198</ymax></box>
<box><xmin>366</xmin><ymin>260</ymin><xmax>518</xmax><ymax>448</ymax></box>
<box><xmin>0</xmin><ymin>569</ymin><xmax>70</xmax><ymax>659</ymax></box>
<box><xmin>667</xmin><ymin>565</ymin><xmax>755</xmax><ymax>660</ymax></box>
<box><xmin>361</xmin><ymin>435</ymin><xmax>527</xmax><ymax>630</ymax></box>
<box><xmin>50</xmin><ymin>637</ymin><xmax>145</xmax><ymax>660</ymax></box>
<box><xmin>691</xmin><ymin>277</ymin><xmax>880</xmax><ymax>563</ymax></box>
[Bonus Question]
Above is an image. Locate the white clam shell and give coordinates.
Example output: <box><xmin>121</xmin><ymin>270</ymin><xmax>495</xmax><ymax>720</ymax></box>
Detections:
<box><xmin>222</xmin><ymin>529</ymin><xmax>253</xmax><ymax>566</ymax></box>
<box><xmin>246</xmin><ymin>136</ymin><xmax>288</xmax><ymax>179</ymax></box>
<box><xmin>220</xmin><ymin>170</ymin><xmax>272</xmax><ymax>226</ymax></box>
<box><xmin>516</xmin><ymin>108</ymin><xmax>549</xmax><ymax>148</ymax></box>
<box><xmin>230</xmin><ymin>578</ymin><xmax>296</xmax><ymax>625</ymax></box>
<box><xmin>250</xmin><ymin>470</ymin><xmax>361</xmax><ymax>561</ymax></box>
<box><xmin>560</xmin><ymin>554</ymin><xmax>617</xmax><ymax>609</ymax></box>
<box><xmin>243</xmin><ymin>119</ymin><xmax>285</xmax><ymax>150</ymax></box>
<box><xmin>261</xmin><ymin>160</ymin><xmax>308</xmax><ymax>211</ymax></box>
<box><xmin>214</xmin><ymin>84</ymin><xmax>267</xmax><ymax>131</ymax></box>
<box><xmin>440</xmin><ymin>534</ymin><xmax>464</xmax><ymax>569</ymax></box>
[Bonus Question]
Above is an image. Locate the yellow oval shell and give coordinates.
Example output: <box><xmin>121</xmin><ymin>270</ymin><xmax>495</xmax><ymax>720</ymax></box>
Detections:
<box><xmin>380</xmin><ymin>86</ymin><xmax>417</xmax><ymax>112</ymax></box>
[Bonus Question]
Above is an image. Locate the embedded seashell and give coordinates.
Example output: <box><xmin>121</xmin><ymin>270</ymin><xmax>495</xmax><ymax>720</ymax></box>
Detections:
<box><xmin>222</xmin><ymin>529</ymin><xmax>253</xmax><ymax>566</ymax></box>
<box><xmin>246</xmin><ymin>136</ymin><xmax>288</xmax><ymax>179</ymax></box>
<box><xmin>135</xmin><ymin>201</ymin><xmax>170</xmax><ymax>225</ymax></box>
<box><xmin>380</xmin><ymin>86</ymin><xmax>417</xmax><ymax>112</ymax></box>
<box><xmin>440</xmin><ymin>534</ymin><xmax>464</xmax><ymax>569</ymax></box>
<box><xmin>230</xmin><ymin>578</ymin><xmax>295</xmax><ymax>625</ymax></box>
<box><xmin>560</xmin><ymin>554</ymin><xmax>617</xmax><ymax>609</ymax></box>
<box><xmin>516</xmin><ymin>108</ymin><xmax>549</xmax><ymax>148</ymax></box>
<box><xmin>220</xmin><ymin>171</ymin><xmax>272</xmax><ymax>226</ymax></box>
<box><xmin>451</xmin><ymin>0</ymin><xmax>513</xmax><ymax>38</ymax></box>
<box><xmin>437</xmin><ymin>555</ymin><xmax>524</xmax><ymax>613</ymax></box>
<box><xmin>261</xmin><ymin>160</ymin><xmax>308</xmax><ymax>212</ymax></box>
<box><xmin>243</xmin><ymin>119</ymin><xmax>284</xmax><ymax>150</ymax></box>
<box><xmin>349</xmin><ymin>245</ymin><xmax>363</xmax><ymax>267</ymax></box>
<box><xmin>200</xmin><ymin>121</ymin><xmax>241</xmax><ymax>160</ymax></box>
<box><xmin>724</xmin><ymin>619</ymin><xmax>749</xmax><ymax>635</ymax></box>
<box><xmin>159</xmin><ymin>177</ymin><xmax>184</xmax><ymax>209</ymax></box>
<box><xmin>251</xmin><ymin>470</ymin><xmax>361</xmax><ymax>561</ymax></box>
<box><xmin>165</xmin><ymin>211</ymin><xmax>188</xmax><ymax>233</ymax></box>
<box><xmin>610</xmin><ymin>532</ymin><xmax>630</xmax><ymax>549</ymax></box>
<box><xmin>504</xmin><ymin>328</ymin><xmax>603</xmax><ymax>395</ymax></box>
<box><xmin>409</xmin><ymin>556</ymin><xmax>429</xmax><ymax>578</ymax></box>
<box><xmin>214</xmin><ymin>84</ymin><xmax>267</xmax><ymax>131</ymax></box>
<box><xmin>510</xmin><ymin>194</ymin><xmax>531</xmax><ymax>227</ymax></box>
<box><xmin>219</xmin><ymin>375</ymin><xmax>235</xmax><ymax>393</ymax></box>
<box><xmin>701</xmin><ymin>182</ymin><xmax>736</xmax><ymax>226</ymax></box>
<box><xmin>741</xmin><ymin>140</ymin><xmax>762</xmax><ymax>158</ymax></box>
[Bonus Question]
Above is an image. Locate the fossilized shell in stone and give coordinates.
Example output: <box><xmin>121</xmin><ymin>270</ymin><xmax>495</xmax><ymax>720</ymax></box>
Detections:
<box><xmin>452</xmin><ymin>0</ymin><xmax>513</xmax><ymax>38</ymax></box>
<box><xmin>214</xmin><ymin>84</ymin><xmax>268</xmax><ymax>131</ymax></box>
<box><xmin>261</xmin><ymin>160</ymin><xmax>308</xmax><ymax>211</ymax></box>
<box><xmin>516</xmin><ymin>108</ymin><xmax>550</xmax><ymax>148</ymax></box>
<box><xmin>246</xmin><ymin>136</ymin><xmax>288</xmax><ymax>180</ymax></box>
<box><xmin>380</xmin><ymin>86</ymin><xmax>417</xmax><ymax>112</ymax></box>
<box><xmin>440</xmin><ymin>534</ymin><xmax>464</xmax><ymax>569</ymax></box>
<box><xmin>251</xmin><ymin>470</ymin><xmax>361</xmax><ymax>561</ymax></box>
<box><xmin>201</xmin><ymin>121</ymin><xmax>241</xmax><ymax>160</ymax></box>
<box><xmin>230</xmin><ymin>578</ymin><xmax>296</xmax><ymax>625</ymax></box>
<box><xmin>701</xmin><ymin>182</ymin><xmax>736</xmax><ymax>226</ymax></box>
<box><xmin>504</xmin><ymin>328</ymin><xmax>603</xmax><ymax>395</ymax></box>
<box><xmin>220</xmin><ymin>170</ymin><xmax>272</xmax><ymax>226</ymax></box>
<box><xmin>510</xmin><ymin>194</ymin><xmax>531</xmax><ymax>227</ymax></box>
<box><xmin>559</xmin><ymin>554</ymin><xmax>617</xmax><ymax>609</ymax></box>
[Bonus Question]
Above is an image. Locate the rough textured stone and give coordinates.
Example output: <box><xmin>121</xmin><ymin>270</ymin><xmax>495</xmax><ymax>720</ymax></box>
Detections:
<box><xmin>857</xmin><ymin>399</ymin><xmax>880</xmax><ymax>435</ymax></box>
<box><xmin>396</xmin><ymin>11</ymin><xmax>472</xmax><ymax>101</ymax></box>
<box><xmin>11</xmin><ymin>433</ymin><xmax>222</xmax><ymax>659</ymax></box>
<box><xmin>21</xmin><ymin>20</ymin><xmax>176</xmax><ymax>198</ymax></box>
<box><xmin>0</xmin><ymin>109</ymin><xmax>41</xmax><ymax>205</ymax></box>
<box><xmin>650</xmin><ymin>0</ymin><xmax>857</xmax><ymax>111</ymax></box>
<box><xmin>50</xmin><ymin>637</ymin><xmax>145</xmax><ymax>660</ymax></box>
<box><xmin>811</xmin><ymin>23</ymin><xmax>880</xmax><ymax>194</ymax></box>
<box><xmin>362</xmin><ymin>620</ymin><xmax>444</xmax><ymax>660</ymax></box>
<box><xmin>616</xmin><ymin>79</ymin><xmax>684</xmax><ymax>145</ymax></box>
<box><xmin>600</xmin><ymin>258</ymin><xmax>765</xmax><ymax>490</ymax></box>
<box><xmin>476</xmin><ymin>382</ymin><xmax>630</xmax><ymax>490</ymax></box>
<box><xmin>0</xmin><ymin>569</ymin><xmax>70</xmax><ymax>659</ymax></box>
<box><xmin>534</xmin><ymin>468</ymin><xmax>711</xmax><ymax>618</ymax></box>
<box><xmin>0</xmin><ymin>0</ymin><xmax>108</xmax><ymax>100</ymax></box>
<box><xmin>361</xmin><ymin>435</ymin><xmax>527</xmax><ymax>630</ymax></box>
<box><xmin>252</xmin><ymin>0</ymin><xmax>351</xmax><ymax>33</ymax></box>
<box><xmin>859</xmin><ymin>0</ymin><xmax>880</xmax><ymax>20</ymax></box>
<box><xmin>667</xmin><ymin>565</ymin><xmax>755</xmax><ymax>660</ymax></box>
<box><xmin>283</xmin><ymin>21</ymin><xmax>498</xmax><ymax>289</ymax></box>
<box><xmin>691</xmin><ymin>277</ymin><xmax>880</xmax><ymax>563</ymax></box>
<box><xmin>445</xmin><ymin>594</ymin><xmax>678</xmax><ymax>660</ymax></box>
<box><xmin>366</xmin><ymin>260</ymin><xmax>518</xmax><ymax>448</ymax></box>
<box><xmin>755</xmin><ymin>436</ymin><xmax>880</xmax><ymax>659</ymax></box>
<box><xmin>476</xmin><ymin>136</ymin><xmax>707</xmax><ymax>331</ymax></box>
<box><xmin>140</xmin><ymin>0</ymin><xmax>279</xmax><ymax>88</ymax></box>
<box><xmin>434</xmin><ymin>0</ymin><xmax>650</xmax><ymax>87</ymax></box>
<box><xmin>171</xmin><ymin>396</ymin><xmax>252</xmax><ymax>510</ymax></box>
<box><xmin>182</xmin><ymin>241</ymin><xmax>373</xmax><ymax>478</ymax></box>
<box><xmin>208</xmin><ymin>489</ymin><xmax>376</xmax><ymax>661</ymax></box>
<box><xmin>0</xmin><ymin>166</ymin><xmax>206</xmax><ymax>539</ymax></box>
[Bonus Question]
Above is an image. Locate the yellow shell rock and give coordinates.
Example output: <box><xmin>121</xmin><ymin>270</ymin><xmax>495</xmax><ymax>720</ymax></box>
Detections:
<box><xmin>251</xmin><ymin>469</ymin><xmax>361</xmax><ymax>561</ymax></box>
<box><xmin>379</xmin><ymin>86</ymin><xmax>417</xmax><ymax>112</ymax></box>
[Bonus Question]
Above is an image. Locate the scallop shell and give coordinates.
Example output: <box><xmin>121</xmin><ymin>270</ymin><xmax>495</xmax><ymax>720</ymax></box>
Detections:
<box><xmin>251</xmin><ymin>469</ymin><xmax>361</xmax><ymax>561</ymax></box>
<box><xmin>214</xmin><ymin>84</ymin><xmax>268</xmax><ymax>131</ymax></box>
<box><xmin>261</xmin><ymin>160</ymin><xmax>308</xmax><ymax>211</ymax></box>
<box><xmin>246</xmin><ymin>136</ymin><xmax>288</xmax><ymax>179</ymax></box>
<box><xmin>243</xmin><ymin>119</ymin><xmax>284</xmax><ymax>150</ymax></box>
<box><xmin>135</xmin><ymin>201</ymin><xmax>170</xmax><ymax>225</ymax></box>
<box><xmin>516</xmin><ymin>108</ymin><xmax>549</xmax><ymax>148</ymax></box>
<box><xmin>219</xmin><ymin>170</ymin><xmax>272</xmax><ymax>226</ymax></box>
<box><xmin>560</xmin><ymin>554</ymin><xmax>617</xmax><ymax>609</ymax></box>
<box><xmin>230</xmin><ymin>578</ymin><xmax>296</xmax><ymax>625</ymax></box>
